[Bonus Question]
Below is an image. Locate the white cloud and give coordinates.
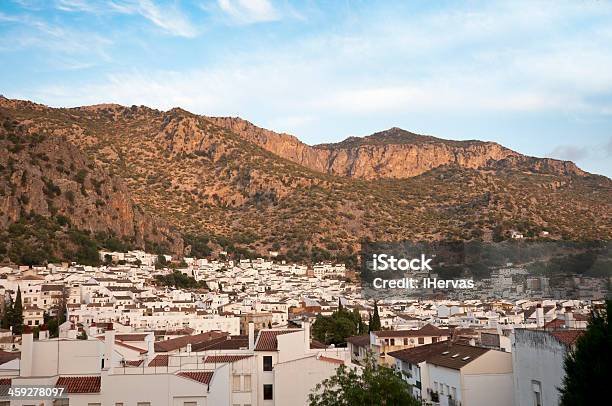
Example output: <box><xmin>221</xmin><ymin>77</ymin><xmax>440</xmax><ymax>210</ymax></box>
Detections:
<box><xmin>217</xmin><ymin>0</ymin><xmax>280</xmax><ymax>24</ymax></box>
<box><xmin>54</xmin><ymin>0</ymin><xmax>198</xmax><ymax>37</ymax></box>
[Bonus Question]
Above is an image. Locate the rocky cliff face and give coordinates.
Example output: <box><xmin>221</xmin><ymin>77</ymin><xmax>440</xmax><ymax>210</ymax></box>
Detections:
<box><xmin>1</xmin><ymin>97</ymin><xmax>608</xmax><ymax>265</ymax></box>
<box><xmin>0</xmin><ymin>107</ymin><xmax>183</xmax><ymax>262</ymax></box>
<box><xmin>207</xmin><ymin>118</ymin><xmax>585</xmax><ymax>178</ymax></box>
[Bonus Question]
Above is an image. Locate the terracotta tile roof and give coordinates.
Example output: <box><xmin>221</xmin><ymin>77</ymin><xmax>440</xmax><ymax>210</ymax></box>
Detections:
<box><xmin>388</xmin><ymin>341</ymin><xmax>450</xmax><ymax>364</ymax></box>
<box><xmin>0</xmin><ymin>350</ymin><xmax>20</xmax><ymax>365</ymax></box>
<box><xmin>192</xmin><ymin>336</ymin><xmax>248</xmax><ymax>351</ymax></box>
<box><xmin>203</xmin><ymin>355</ymin><xmax>252</xmax><ymax>363</ymax></box>
<box><xmin>318</xmin><ymin>356</ymin><xmax>344</xmax><ymax>365</ymax></box>
<box><xmin>544</xmin><ymin>318</ymin><xmax>565</xmax><ymax>329</ymax></box>
<box><xmin>148</xmin><ymin>354</ymin><xmax>169</xmax><ymax>367</ymax></box>
<box><xmin>346</xmin><ymin>335</ymin><xmax>370</xmax><ymax>347</ymax></box>
<box><xmin>254</xmin><ymin>329</ymin><xmax>300</xmax><ymax>351</ymax></box>
<box><xmin>56</xmin><ymin>376</ymin><xmax>101</xmax><ymax>393</ymax></box>
<box><xmin>154</xmin><ymin>331</ymin><xmax>228</xmax><ymax>352</ymax></box>
<box><xmin>123</xmin><ymin>360</ymin><xmax>144</xmax><ymax>367</ymax></box>
<box><xmin>0</xmin><ymin>378</ymin><xmax>11</xmax><ymax>397</ymax></box>
<box><xmin>424</xmin><ymin>344</ymin><xmax>490</xmax><ymax>370</ymax></box>
<box><xmin>550</xmin><ymin>330</ymin><xmax>584</xmax><ymax>346</ymax></box>
<box><xmin>177</xmin><ymin>371</ymin><xmax>214</xmax><ymax>385</ymax></box>
<box><xmin>41</xmin><ymin>284</ymin><xmax>64</xmax><ymax>292</ymax></box>
<box><xmin>115</xmin><ymin>334</ymin><xmax>149</xmax><ymax>341</ymax></box>
<box><xmin>310</xmin><ymin>339</ymin><xmax>327</xmax><ymax>349</ymax></box>
<box><xmin>375</xmin><ymin>324</ymin><xmax>448</xmax><ymax>338</ymax></box>
<box><xmin>116</xmin><ymin>341</ymin><xmax>148</xmax><ymax>354</ymax></box>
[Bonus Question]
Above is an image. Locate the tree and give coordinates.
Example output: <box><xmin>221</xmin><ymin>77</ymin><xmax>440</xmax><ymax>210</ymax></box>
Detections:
<box><xmin>369</xmin><ymin>302</ymin><xmax>381</xmax><ymax>332</ymax></box>
<box><xmin>1</xmin><ymin>295</ymin><xmax>14</xmax><ymax>330</ymax></box>
<box><xmin>352</xmin><ymin>308</ymin><xmax>367</xmax><ymax>335</ymax></box>
<box><xmin>313</xmin><ymin>308</ymin><xmax>361</xmax><ymax>346</ymax></box>
<box><xmin>12</xmin><ymin>286</ymin><xmax>24</xmax><ymax>335</ymax></box>
<box><xmin>560</xmin><ymin>300</ymin><xmax>611</xmax><ymax>406</ymax></box>
<box><xmin>77</xmin><ymin>330</ymin><xmax>88</xmax><ymax>340</ymax></box>
<box><xmin>309</xmin><ymin>354</ymin><xmax>420</xmax><ymax>406</ymax></box>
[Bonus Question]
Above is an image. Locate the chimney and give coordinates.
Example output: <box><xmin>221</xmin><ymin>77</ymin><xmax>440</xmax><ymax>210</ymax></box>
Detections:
<box><xmin>564</xmin><ymin>312</ymin><xmax>574</xmax><ymax>329</ymax></box>
<box><xmin>248</xmin><ymin>322</ymin><xmax>255</xmax><ymax>351</ymax></box>
<box><xmin>186</xmin><ymin>343</ymin><xmax>192</xmax><ymax>354</ymax></box>
<box><xmin>468</xmin><ymin>338</ymin><xmax>476</xmax><ymax>346</ymax></box>
<box><xmin>20</xmin><ymin>327</ymin><xmax>34</xmax><ymax>377</ymax></box>
<box><xmin>145</xmin><ymin>332</ymin><xmax>155</xmax><ymax>363</ymax></box>
<box><xmin>104</xmin><ymin>323</ymin><xmax>115</xmax><ymax>373</ymax></box>
<box><xmin>303</xmin><ymin>320</ymin><xmax>311</xmax><ymax>353</ymax></box>
<box><xmin>39</xmin><ymin>325</ymin><xmax>49</xmax><ymax>340</ymax></box>
<box><xmin>535</xmin><ymin>305</ymin><xmax>544</xmax><ymax>328</ymax></box>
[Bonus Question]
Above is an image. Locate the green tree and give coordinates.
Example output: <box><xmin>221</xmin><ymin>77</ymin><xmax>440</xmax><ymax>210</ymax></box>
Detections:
<box><xmin>369</xmin><ymin>302</ymin><xmax>381</xmax><ymax>332</ymax></box>
<box><xmin>313</xmin><ymin>308</ymin><xmax>359</xmax><ymax>346</ymax></box>
<box><xmin>12</xmin><ymin>286</ymin><xmax>24</xmax><ymax>334</ymax></box>
<box><xmin>309</xmin><ymin>354</ymin><xmax>420</xmax><ymax>406</ymax></box>
<box><xmin>560</xmin><ymin>300</ymin><xmax>611</xmax><ymax>406</ymax></box>
<box><xmin>1</xmin><ymin>295</ymin><xmax>14</xmax><ymax>330</ymax></box>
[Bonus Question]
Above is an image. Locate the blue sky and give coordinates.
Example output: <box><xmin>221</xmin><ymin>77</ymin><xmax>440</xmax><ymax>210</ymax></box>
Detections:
<box><xmin>1</xmin><ymin>0</ymin><xmax>611</xmax><ymax>177</ymax></box>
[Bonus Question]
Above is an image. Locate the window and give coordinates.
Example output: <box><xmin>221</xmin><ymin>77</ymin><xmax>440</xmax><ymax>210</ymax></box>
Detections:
<box><xmin>532</xmin><ymin>380</ymin><xmax>542</xmax><ymax>406</ymax></box>
<box><xmin>0</xmin><ymin>402</ymin><xmax>10</xmax><ymax>406</ymax></box>
<box><xmin>233</xmin><ymin>374</ymin><xmax>241</xmax><ymax>391</ymax></box>
<box><xmin>184</xmin><ymin>403</ymin><xmax>197</xmax><ymax>406</ymax></box>
<box><xmin>390</xmin><ymin>338</ymin><xmax>395</xmax><ymax>345</ymax></box>
<box><xmin>418</xmin><ymin>337</ymin><xmax>424</xmax><ymax>344</ymax></box>
<box><xmin>244</xmin><ymin>374</ymin><xmax>251</xmax><ymax>391</ymax></box>
<box><xmin>115</xmin><ymin>404</ymin><xmax>124</xmax><ymax>406</ymax></box>
<box><xmin>263</xmin><ymin>384</ymin><xmax>273</xmax><ymax>400</ymax></box>
<box><xmin>263</xmin><ymin>356</ymin><xmax>273</xmax><ymax>371</ymax></box>
<box><xmin>53</xmin><ymin>400</ymin><xmax>69</xmax><ymax>406</ymax></box>
<box><xmin>432</xmin><ymin>337</ymin><xmax>438</xmax><ymax>343</ymax></box>
<box><xmin>451</xmin><ymin>387</ymin><xmax>457</xmax><ymax>399</ymax></box>
<box><xmin>137</xmin><ymin>403</ymin><xmax>151</xmax><ymax>406</ymax></box>
<box><xmin>403</xmin><ymin>338</ymin><xmax>408</xmax><ymax>345</ymax></box>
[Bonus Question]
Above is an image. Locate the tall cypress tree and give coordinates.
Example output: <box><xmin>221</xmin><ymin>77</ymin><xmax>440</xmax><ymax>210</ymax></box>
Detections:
<box><xmin>12</xmin><ymin>286</ymin><xmax>24</xmax><ymax>335</ymax></box>
<box><xmin>369</xmin><ymin>301</ymin><xmax>382</xmax><ymax>332</ymax></box>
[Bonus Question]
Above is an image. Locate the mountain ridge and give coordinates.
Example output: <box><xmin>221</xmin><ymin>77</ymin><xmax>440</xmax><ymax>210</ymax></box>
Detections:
<box><xmin>206</xmin><ymin>116</ymin><xmax>587</xmax><ymax>179</ymax></box>
<box><xmin>1</xmin><ymin>97</ymin><xmax>610</xmax><ymax>264</ymax></box>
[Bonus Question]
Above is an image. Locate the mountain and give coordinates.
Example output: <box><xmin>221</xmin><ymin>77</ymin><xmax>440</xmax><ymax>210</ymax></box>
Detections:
<box><xmin>0</xmin><ymin>102</ymin><xmax>182</xmax><ymax>264</ymax></box>
<box><xmin>207</xmin><ymin>118</ymin><xmax>586</xmax><ymax>178</ymax></box>
<box><xmin>1</xmin><ymin>97</ymin><xmax>610</xmax><ymax>265</ymax></box>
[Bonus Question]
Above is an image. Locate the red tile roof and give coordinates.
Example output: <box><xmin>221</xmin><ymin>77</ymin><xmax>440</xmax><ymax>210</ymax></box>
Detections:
<box><xmin>346</xmin><ymin>335</ymin><xmax>370</xmax><ymax>347</ymax></box>
<box><xmin>116</xmin><ymin>341</ymin><xmax>148</xmax><ymax>354</ymax></box>
<box><xmin>424</xmin><ymin>344</ymin><xmax>490</xmax><ymax>370</ymax></box>
<box><xmin>0</xmin><ymin>351</ymin><xmax>20</xmax><ymax>365</ymax></box>
<box><xmin>203</xmin><ymin>355</ymin><xmax>252</xmax><ymax>363</ymax></box>
<box><xmin>544</xmin><ymin>318</ymin><xmax>565</xmax><ymax>329</ymax></box>
<box><xmin>191</xmin><ymin>336</ymin><xmax>248</xmax><ymax>351</ymax></box>
<box><xmin>550</xmin><ymin>330</ymin><xmax>584</xmax><ymax>346</ymax></box>
<box><xmin>124</xmin><ymin>360</ymin><xmax>144</xmax><ymax>367</ymax></box>
<box><xmin>0</xmin><ymin>378</ymin><xmax>11</xmax><ymax>397</ymax></box>
<box><xmin>154</xmin><ymin>331</ymin><xmax>228</xmax><ymax>352</ymax></box>
<box><xmin>388</xmin><ymin>341</ymin><xmax>450</xmax><ymax>364</ymax></box>
<box><xmin>318</xmin><ymin>356</ymin><xmax>344</xmax><ymax>365</ymax></box>
<box><xmin>310</xmin><ymin>339</ymin><xmax>327</xmax><ymax>349</ymax></box>
<box><xmin>56</xmin><ymin>376</ymin><xmax>101</xmax><ymax>393</ymax></box>
<box><xmin>148</xmin><ymin>354</ymin><xmax>169</xmax><ymax>367</ymax></box>
<box><xmin>177</xmin><ymin>371</ymin><xmax>214</xmax><ymax>385</ymax></box>
<box><xmin>116</xmin><ymin>334</ymin><xmax>148</xmax><ymax>341</ymax></box>
<box><xmin>254</xmin><ymin>329</ymin><xmax>300</xmax><ymax>351</ymax></box>
<box><xmin>375</xmin><ymin>324</ymin><xmax>448</xmax><ymax>338</ymax></box>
